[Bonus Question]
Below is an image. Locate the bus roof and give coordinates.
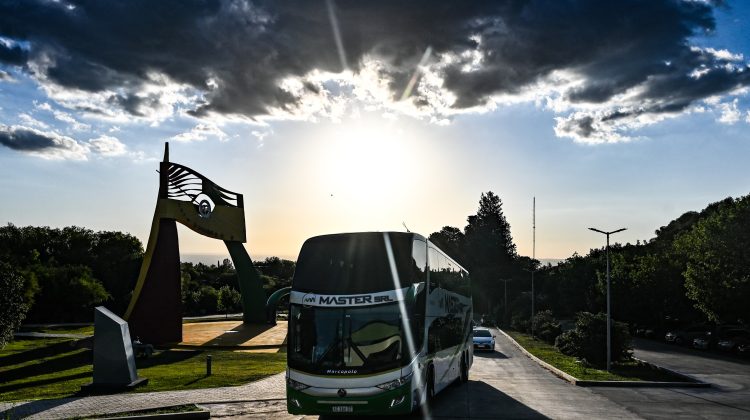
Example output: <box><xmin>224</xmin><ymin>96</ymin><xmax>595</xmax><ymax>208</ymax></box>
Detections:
<box><xmin>296</xmin><ymin>231</ymin><xmax>467</xmax><ymax>273</ymax></box>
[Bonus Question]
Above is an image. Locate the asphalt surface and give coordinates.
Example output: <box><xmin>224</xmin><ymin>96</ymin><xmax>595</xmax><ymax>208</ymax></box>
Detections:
<box><xmin>205</xmin><ymin>328</ymin><xmax>639</xmax><ymax>419</ymax></box>
<box><xmin>590</xmin><ymin>338</ymin><xmax>750</xmax><ymax>419</ymax></box>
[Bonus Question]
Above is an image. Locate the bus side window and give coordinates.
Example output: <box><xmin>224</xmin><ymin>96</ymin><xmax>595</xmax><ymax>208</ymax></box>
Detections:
<box><xmin>428</xmin><ymin>247</ymin><xmax>440</xmax><ymax>293</ymax></box>
<box><xmin>411</xmin><ymin>240</ymin><xmax>427</xmax><ymax>349</ymax></box>
<box><xmin>428</xmin><ymin>318</ymin><xmax>442</xmax><ymax>353</ymax></box>
<box><xmin>411</xmin><ymin>240</ymin><xmax>427</xmax><ymax>285</ymax></box>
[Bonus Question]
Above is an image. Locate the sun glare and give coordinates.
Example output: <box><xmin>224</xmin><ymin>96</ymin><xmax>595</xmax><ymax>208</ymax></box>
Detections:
<box><xmin>315</xmin><ymin>118</ymin><xmax>417</xmax><ymax>202</ymax></box>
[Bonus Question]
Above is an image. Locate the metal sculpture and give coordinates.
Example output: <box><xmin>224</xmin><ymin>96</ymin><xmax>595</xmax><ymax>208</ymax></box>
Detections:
<box><xmin>124</xmin><ymin>143</ymin><xmax>266</xmax><ymax>344</ymax></box>
<box><xmin>265</xmin><ymin>286</ymin><xmax>291</xmax><ymax>324</ymax></box>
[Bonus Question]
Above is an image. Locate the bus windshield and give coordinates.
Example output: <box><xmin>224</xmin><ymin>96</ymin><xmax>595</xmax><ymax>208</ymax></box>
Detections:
<box><xmin>292</xmin><ymin>232</ymin><xmax>416</xmax><ymax>294</ymax></box>
<box><xmin>289</xmin><ymin>303</ymin><xmax>406</xmax><ymax>375</ymax></box>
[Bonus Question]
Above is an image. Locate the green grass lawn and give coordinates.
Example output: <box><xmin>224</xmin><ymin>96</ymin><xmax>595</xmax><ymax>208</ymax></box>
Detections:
<box><xmin>505</xmin><ymin>331</ymin><xmax>684</xmax><ymax>382</ymax></box>
<box><xmin>18</xmin><ymin>326</ymin><xmax>95</xmax><ymax>336</ymax></box>
<box><xmin>0</xmin><ymin>337</ymin><xmax>286</xmax><ymax>402</ymax></box>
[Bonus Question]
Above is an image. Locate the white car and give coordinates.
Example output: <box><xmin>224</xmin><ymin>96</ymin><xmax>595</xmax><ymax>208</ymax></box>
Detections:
<box><xmin>473</xmin><ymin>328</ymin><xmax>495</xmax><ymax>351</ymax></box>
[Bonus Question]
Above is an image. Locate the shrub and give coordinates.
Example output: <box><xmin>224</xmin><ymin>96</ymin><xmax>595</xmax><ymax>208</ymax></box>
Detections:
<box><xmin>554</xmin><ymin>312</ymin><xmax>632</xmax><ymax>368</ymax></box>
<box><xmin>532</xmin><ymin>310</ymin><xmax>562</xmax><ymax>344</ymax></box>
<box><xmin>511</xmin><ymin>313</ymin><xmax>530</xmax><ymax>333</ymax></box>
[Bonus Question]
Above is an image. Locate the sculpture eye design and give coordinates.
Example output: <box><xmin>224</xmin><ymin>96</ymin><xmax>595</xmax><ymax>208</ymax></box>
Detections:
<box><xmin>196</xmin><ymin>194</ymin><xmax>214</xmax><ymax>218</ymax></box>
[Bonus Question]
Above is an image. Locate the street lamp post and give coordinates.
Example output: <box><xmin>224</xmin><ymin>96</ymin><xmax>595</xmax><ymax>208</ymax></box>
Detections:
<box><xmin>525</xmin><ymin>197</ymin><xmax>537</xmax><ymax>338</ymax></box>
<box><xmin>588</xmin><ymin>227</ymin><xmax>627</xmax><ymax>372</ymax></box>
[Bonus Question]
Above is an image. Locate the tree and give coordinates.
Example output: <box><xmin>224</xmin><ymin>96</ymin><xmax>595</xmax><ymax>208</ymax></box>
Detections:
<box><xmin>428</xmin><ymin>226</ymin><xmax>466</xmax><ymax>266</ymax></box>
<box><xmin>463</xmin><ymin>191</ymin><xmax>518</xmax><ymax>314</ymax></box>
<box><xmin>27</xmin><ymin>265</ymin><xmax>111</xmax><ymax>322</ymax></box>
<box><xmin>190</xmin><ymin>286</ymin><xmax>219</xmax><ymax>315</ymax></box>
<box><xmin>0</xmin><ymin>224</ymin><xmax>143</xmax><ymax>320</ymax></box>
<box><xmin>465</xmin><ymin>192</ymin><xmax>517</xmax><ymax>259</ymax></box>
<box><xmin>675</xmin><ymin>195</ymin><xmax>750</xmax><ymax>323</ymax></box>
<box><xmin>0</xmin><ymin>264</ymin><xmax>29</xmax><ymax>349</ymax></box>
<box><xmin>217</xmin><ymin>285</ymin><xmax>242</xmax><ymax>317</ymax></box>
<box><xmin>89</xmin><ymin>231</ymin><xmax>143</xmax><ymax>314</ymax></box>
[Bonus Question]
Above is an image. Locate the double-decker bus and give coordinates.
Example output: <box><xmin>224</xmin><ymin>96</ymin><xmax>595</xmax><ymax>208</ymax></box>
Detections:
<box><xmin>286</xmin><ymin>232</ymin><xmax>473</xmax><ymax>415</ymax></box>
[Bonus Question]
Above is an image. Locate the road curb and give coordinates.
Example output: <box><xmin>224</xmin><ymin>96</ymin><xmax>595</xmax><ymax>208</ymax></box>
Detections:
<box><xmin>94</xmin><ymin>408</ymin><xmax>210</xmax><ymax>420</ymax></box>
<box><xmin>170</xmin><ymin>344</ymin><xmax>284</xmax><ymax>351</ymax></box>
<box><xmin>497</xmin><ymin>328</ymin><xmax>711</xmax><ymax>388</ymax></box>
<box><xmin>91</xmin><ymin>399</ymin><xmax>285</xmax><ymax>419</ymax></box>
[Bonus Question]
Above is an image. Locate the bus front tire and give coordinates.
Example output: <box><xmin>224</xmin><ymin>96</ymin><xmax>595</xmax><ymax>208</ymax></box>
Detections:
<box><xmin>459</xmin><ymin>352</ymin><xmax>469</xmax><ymax>383</ymax></box>
<box><xmin>427</xmin><ymin>366</ymin><xmax>436</xmax><ymax>401</ymax></box>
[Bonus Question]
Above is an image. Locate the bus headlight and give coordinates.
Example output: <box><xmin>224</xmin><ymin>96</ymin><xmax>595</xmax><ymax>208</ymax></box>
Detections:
<box><xmin>287</xmin><ymin>377</ymin><xmax>310</xmax><ymax>391</ymax></box>
<box><xmin>376</xmin><ymin>372</ymin><xmax>413</xmax><ymax>391</ymax></box>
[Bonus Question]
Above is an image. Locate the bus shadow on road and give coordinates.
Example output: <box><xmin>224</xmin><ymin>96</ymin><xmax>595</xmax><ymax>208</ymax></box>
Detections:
<box><xmin>430</xmin><ymin>380</ymin><xmax>548</xmax><ymax>419</ymax></box>
<box><xmin>474</xmin><ymin>350</ymin><xmax>508</xmax><ymax>359</ymax></box>
<box><xmin>317</xmin><ymin>380</ymin><xmax>548</xmax><ymax>419</ymax></box>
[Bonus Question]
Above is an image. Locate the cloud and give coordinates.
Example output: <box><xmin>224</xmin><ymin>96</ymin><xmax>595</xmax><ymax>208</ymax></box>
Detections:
<box><xmin>18</xmin><ymin>113</ymin><xmax>50</xmax><ymax>129</ymax></box>
<box><xmin>0</xmin><ymin>125</ymin><xmax>88</xmax><ymax>160</ymax></box>
<box><xmin>1</xmin><ymin>0</ymin><xmax>749</xmax><ymax>142</ymax></box>
<box><xmin>0</xmin><ymin>125</ymin><xmax>135</xmax><ymax>160</ymax></box>
<box><xmin>170</xmin><ymin>123</ymin><xmax>227</xmax><ymax>142</ymax></box>
<box><xmin>717</xmin><ymin>99</ymin><xmax>741</xmax><ymax>124</ymax></box>
<box><xmin>33</xmin><ymin>101</ymin><xmax>91</xmax><ymax>131</ymax></box>
<box><xmin>0</xmin><ymin>38</ymin><xmax>27</xmax><ymax>66</ymax></box>
<box><xmin>87</xmin><ymin>135</ymin><xmax>127</xmax><ymax>156</ymax></box>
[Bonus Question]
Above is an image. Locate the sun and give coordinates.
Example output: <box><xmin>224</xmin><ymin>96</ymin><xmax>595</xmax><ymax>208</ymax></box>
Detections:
<box><xmin>312</xmin><ymin>117</ymin><xmax>423</xmax><ymax>207</ymax></box>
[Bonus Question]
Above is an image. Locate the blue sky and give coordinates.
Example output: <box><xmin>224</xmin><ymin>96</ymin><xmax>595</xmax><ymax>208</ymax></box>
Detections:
<box><xmin>1</xmin><ymin>1</ymin><xmax>749</xmax><ymax>261</ymax></box>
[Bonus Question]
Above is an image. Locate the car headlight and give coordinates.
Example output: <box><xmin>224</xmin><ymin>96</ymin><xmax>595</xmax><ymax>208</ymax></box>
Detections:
<box><xmin>376</xmin><ymin>372</ymin><xmax>413</xmax><ymax>391</ymax></box>
<box><xmin>287</xmin><ymin>377</ymin><xmax>310</xmax><ymax>391</ymax></box>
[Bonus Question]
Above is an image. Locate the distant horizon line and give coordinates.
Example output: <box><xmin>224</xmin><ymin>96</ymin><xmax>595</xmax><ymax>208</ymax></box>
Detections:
<box><xmin>181</xmin><ymin>252</ymin><xmax>566</xmax><ymax>265</ymax></box>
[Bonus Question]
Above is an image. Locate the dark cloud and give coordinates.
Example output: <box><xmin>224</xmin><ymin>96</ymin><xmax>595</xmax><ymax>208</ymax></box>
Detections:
<box><xmin>0</xmin><ymin>42</ymin><xmax>27</xmax><ymax>66</ymax></box>
<box><xmin>556</xmin><ymin>114</ymin><xmax>597</xmax><ymax>140</ymax></box>
<box><xmin>0</xmin><ymin>125</ymin><xmax>89</xmax><ymax>159</ymax></box>
<box><xmin>0</xmin><ymin>125</ymin><xmax>60</xmax><ymax>151</ymax></box>
<box><xmin>0</xmin><ymin>0</ymin><xmax>747</xmax><ymax>140</ymax></box>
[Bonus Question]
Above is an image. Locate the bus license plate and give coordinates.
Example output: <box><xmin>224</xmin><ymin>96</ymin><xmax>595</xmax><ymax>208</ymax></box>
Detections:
<box><xmin>332</xmin><ymin>405</ymin><xmax>353</xmax><ymax>413</ymax></box>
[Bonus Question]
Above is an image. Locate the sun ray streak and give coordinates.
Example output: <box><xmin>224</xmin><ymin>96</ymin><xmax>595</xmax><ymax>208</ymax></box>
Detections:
<box><xmin>326</xmin><ymin>0</ymin><xmax>349</xmax><ymax>71</ymax></box>
<box><xmin>400</xmin><ymin>46</ymin><xmax>433</xmax><ymax>101</ymax></box>
<box><xmin>383</xmin><ymin>233</ymin><xmax>432</xmax><ymax>419</ymax></box>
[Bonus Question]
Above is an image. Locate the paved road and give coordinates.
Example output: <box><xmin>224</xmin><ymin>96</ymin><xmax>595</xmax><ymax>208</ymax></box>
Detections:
<box><xmin>205</xmin><ymin>328</ymin><xmax>640</xmax><ymax>419</ymax></box>
<box><xmin>590</xmin><ymin>338</ymin><xmax>750</xmax><ymax>419</ymax></box>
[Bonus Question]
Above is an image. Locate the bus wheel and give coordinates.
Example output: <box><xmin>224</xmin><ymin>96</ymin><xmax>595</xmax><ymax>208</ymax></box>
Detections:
<box><xmin>427</xmin><ymin>366</ymin><xmax>436</xmax><ymax>401</ymax></box>
<box><xmin>460</xmin><ymin>352</ymin><xmax>469</xmax><ymax>383</ymax></box>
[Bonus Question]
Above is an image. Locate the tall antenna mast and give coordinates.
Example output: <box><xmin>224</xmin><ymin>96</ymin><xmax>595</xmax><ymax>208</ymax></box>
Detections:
<box><xmin>533</xmin><ymin>196</ymin><xmax>536</xmax><ymax>261</ymax></box>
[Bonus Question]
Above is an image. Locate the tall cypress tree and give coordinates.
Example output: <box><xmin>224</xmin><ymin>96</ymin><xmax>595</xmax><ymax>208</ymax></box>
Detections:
<box><xmin>464</xmin><ymin>191</ymin><xmax>517</xmax><ymax>315</ymax></box>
